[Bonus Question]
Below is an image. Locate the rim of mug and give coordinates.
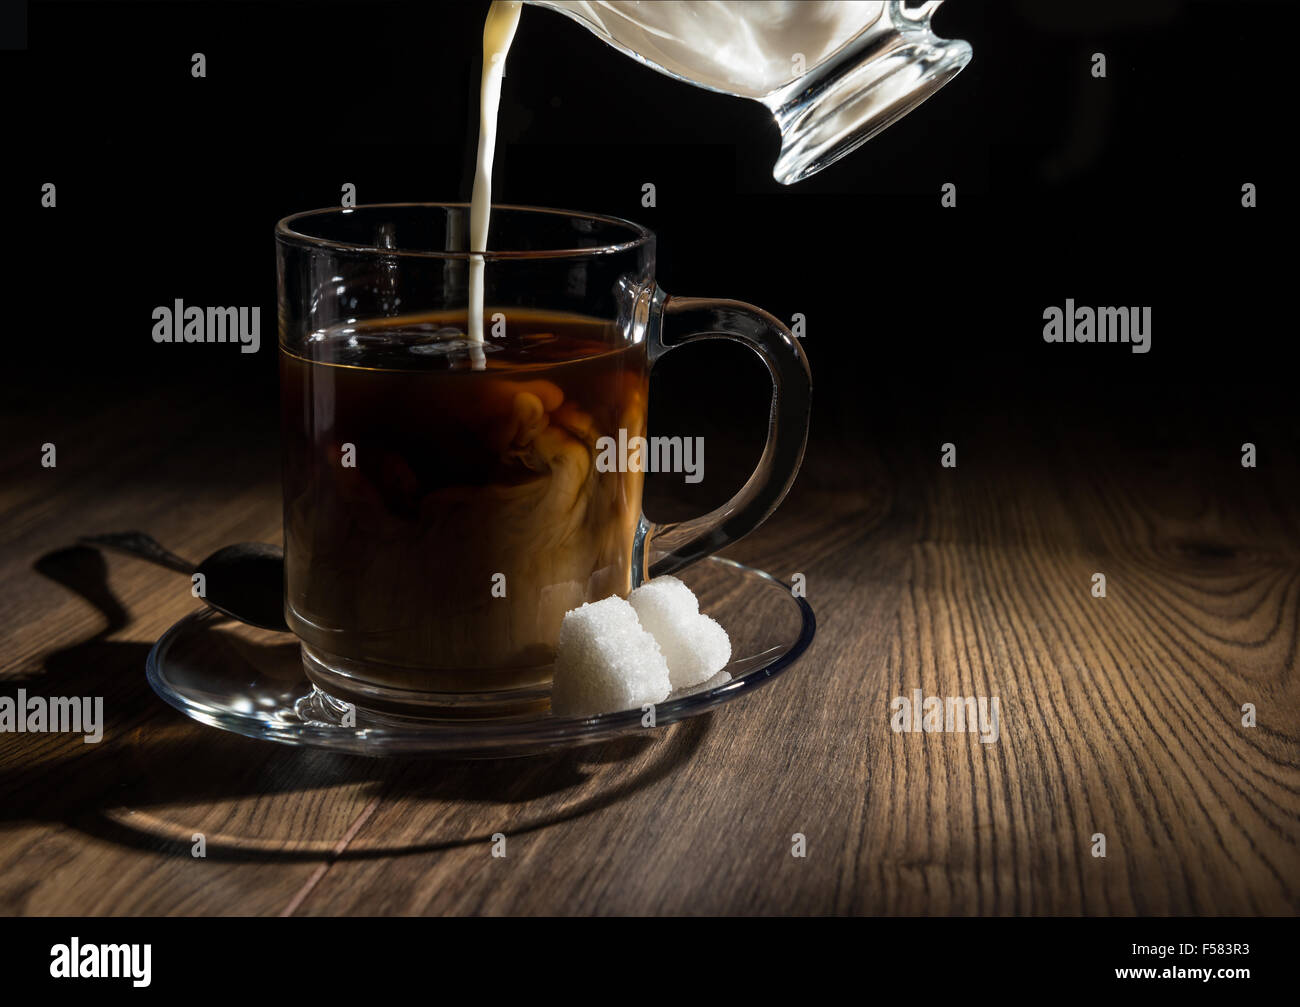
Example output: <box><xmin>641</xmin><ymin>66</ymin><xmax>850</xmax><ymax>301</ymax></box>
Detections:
<box><xmin>275</xmin><ymin>202</ymin><xmax>654</xmax><ymax>260</ymax></box>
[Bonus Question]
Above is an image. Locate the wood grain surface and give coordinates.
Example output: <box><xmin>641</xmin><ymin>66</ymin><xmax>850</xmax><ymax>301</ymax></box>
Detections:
<box><xmin>2</xmin><ymin>386</ymin><xmax>1297</xmax><ymax>916</ymax></box>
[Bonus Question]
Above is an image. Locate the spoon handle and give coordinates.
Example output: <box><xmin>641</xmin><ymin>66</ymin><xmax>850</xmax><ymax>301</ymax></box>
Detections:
<box><xmin>78</xmin><ymin>531</ymin><xmax>194</xmax><ymax>574</ymax></box>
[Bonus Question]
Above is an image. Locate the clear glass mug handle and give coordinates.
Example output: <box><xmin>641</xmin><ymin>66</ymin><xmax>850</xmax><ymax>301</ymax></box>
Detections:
<box><xmin>635</xmin><ymin>286</ymin><xmax>812</xmax><ymax>580</ymax></box>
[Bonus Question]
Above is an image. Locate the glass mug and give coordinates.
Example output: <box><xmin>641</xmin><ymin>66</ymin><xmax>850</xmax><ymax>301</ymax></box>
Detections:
<box><xmin>275</xmin><ymin>204</ymin><xmax>810</xmax><ymax>718</ymax></box>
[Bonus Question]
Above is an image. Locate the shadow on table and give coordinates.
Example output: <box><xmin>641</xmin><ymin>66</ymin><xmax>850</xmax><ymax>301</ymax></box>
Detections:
<box><xmin>1</xmin><ymin>544</ymin><xmax>710</xmax><ymax>863</ymax></box>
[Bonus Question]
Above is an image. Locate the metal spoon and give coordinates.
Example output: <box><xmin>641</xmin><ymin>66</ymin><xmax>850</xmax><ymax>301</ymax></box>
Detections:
<box><xmin>78</xmin><ymin>531</ymin><xmax>288</xmax><ymax>632</ymax></box>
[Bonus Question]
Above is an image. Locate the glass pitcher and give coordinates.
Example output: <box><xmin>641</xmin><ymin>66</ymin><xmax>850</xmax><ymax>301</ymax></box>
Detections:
<box><xmin>526</xmin><ymin>0</ymin><xmax>973</xmax><ymax>183</ymax></box>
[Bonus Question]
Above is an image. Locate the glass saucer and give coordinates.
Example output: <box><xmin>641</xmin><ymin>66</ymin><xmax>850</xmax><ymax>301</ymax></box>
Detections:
<box><xmin>146</xmin><ymin>557</ymin><xmax>815</xmax><ymax>757</ymax></box>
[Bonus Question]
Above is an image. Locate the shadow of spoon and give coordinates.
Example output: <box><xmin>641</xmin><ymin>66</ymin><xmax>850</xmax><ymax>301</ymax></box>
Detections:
<box><xmin>79</xmin><ymin>531</ymin><xmax>288</xmax><ymax>633</ymax></box>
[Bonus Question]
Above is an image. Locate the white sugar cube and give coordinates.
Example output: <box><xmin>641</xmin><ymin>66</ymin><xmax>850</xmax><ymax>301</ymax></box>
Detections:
<box><xmin>629</xmin><ymin>576</ymin><xmax>731</xmax><ymax>690</ymax></box>
<box><xmin>550</xmin><ymin>596</ymin><xmax>671</xmax><ymax>717</ymax></box>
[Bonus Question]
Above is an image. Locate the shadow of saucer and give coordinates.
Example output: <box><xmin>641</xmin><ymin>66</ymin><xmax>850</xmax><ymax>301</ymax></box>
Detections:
<box><xmin>8</xmin><ymin>541</ymin><xmax>711</xmax><ymax>863</ymax></box>
<box><xmin>85</xmin><ymin>714</ymin><xmax>710</xmax><ymax>862</ymax></box>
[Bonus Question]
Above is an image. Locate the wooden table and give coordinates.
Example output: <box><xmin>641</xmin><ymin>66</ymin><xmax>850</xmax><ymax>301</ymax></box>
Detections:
<box><xmin>2</xmin><ymin>383</ymin><xmax>1297</xmax><ymax>916</ymax></box>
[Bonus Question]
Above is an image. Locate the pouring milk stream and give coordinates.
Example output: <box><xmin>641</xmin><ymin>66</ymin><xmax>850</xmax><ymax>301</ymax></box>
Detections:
<box><xmin>468</xmin><ymin>0</ymin><xmax>522</xmax><ymax>349</ymax></box>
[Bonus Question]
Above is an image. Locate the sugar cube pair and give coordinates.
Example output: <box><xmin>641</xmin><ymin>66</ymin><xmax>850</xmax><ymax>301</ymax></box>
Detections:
<box><xmin>550</xmin><ymin>576</ymin><xmax>731</xmax><ymax>717</ymax></box>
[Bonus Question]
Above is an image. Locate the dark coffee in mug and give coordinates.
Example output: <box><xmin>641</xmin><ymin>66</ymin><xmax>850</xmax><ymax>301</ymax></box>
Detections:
<box><xmin>281</xmin><ymin>308</ymin><xmax>648</xmax><ymax>696</ymax></box>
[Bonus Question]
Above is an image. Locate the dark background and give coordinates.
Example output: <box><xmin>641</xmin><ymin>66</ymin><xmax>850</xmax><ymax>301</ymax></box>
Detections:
<box><xmin>5</xmin><ymin>0</ymin><xmax>1296</xmax><ymax>516</ymax></box>
<box><xmin>0</xmin><ymin>0</ymin><xmax>1296</xmax><ymax>934</ymax></box>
